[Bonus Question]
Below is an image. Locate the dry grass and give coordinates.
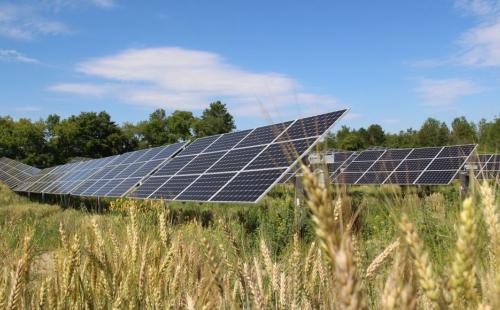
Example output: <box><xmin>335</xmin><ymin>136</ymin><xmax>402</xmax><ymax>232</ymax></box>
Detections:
<box><xmin>0</xmin><ymin>175</ymin><xmax>498</xmax><ymax>309</ymax></box>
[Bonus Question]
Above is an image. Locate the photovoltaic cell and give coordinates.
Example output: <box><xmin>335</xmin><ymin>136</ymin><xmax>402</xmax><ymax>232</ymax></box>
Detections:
<box><xmin>236</xmin><ymin>122</ymin><xmax>292</xmax><ymax>148</ymax></box>
<box><xmin>211</xmin><ymin>169</ymin><xmax>286</xmax><ymax>202</ymax></box>
<box><xmin>415</xmin><ymin>170</ymin><xmax>457</xmax><ymax>184</ymax></box>
<box><xmin>131</xmin><ymin>176</ymin><xmax>170</xmax><ymax>199</ymax></box>
<box><xmin>176</xmin><ymin>173</ymin><xmax>236</xmax><ymax>201</ymax></box>
<box><xmin>178</xmin><ymin>151</ymin><xmax>226</xmax><ymax>175</ymax></box>
<box><xmin>385</xmin><ymin>171</ymin><xmax>421</xmax><ymax>184</ymax></box>
<box><xmin>203</xmin><ymin>130</ymin><xmax>251</xmax><ymax>153</ymax></box>
<box><xmin>333</xmin><ymin>144</ymin><xmax>476</xmax><ymax>185</ymax></box>
<box><xmin>277</xmin><ymin>110</ymin><xmax>346</xmax><ymax>141</ymax></box>
<box><xmin>178</xmin><ymin>135</ymin><xmax>221</xmax><ymax>156</ymax></box>
<box><xmin>245</xmin><ymin>138</ymin><xmax>316</xmax><ymax>170</ymax></box>
<box><xmin>208</xmin><ymin>146</ymin><xmax>265</xmax><ymax>173</ymax></box>
<box><xmin>149</xmin><ymin>175</ymin><xmax>199</xmax><ymax>199</ymax></box>
<box><xmin>130</xmin><ymin>109</ymin><xmax>348</xmax><ymax>202</ymax></box>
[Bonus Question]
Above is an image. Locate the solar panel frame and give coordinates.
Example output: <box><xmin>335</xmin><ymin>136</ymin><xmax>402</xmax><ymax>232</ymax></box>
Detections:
<box><xmin>209</xmin><ymin>110</ymin><xmax>349</xmax><ymax>203</ymax></box>
<box><xmin>81</xmin><ymin>142</ymin><xmax>186</xmax><ymax>198</ymax></box>
<box><xmin>334</xmin><ymin>144</ymin><xmax>477</xmax><ymax>185</ymax></box>
<box><xmin>129</xmin><ymin>109</ymin><xmax>349</xmax><ymax>203</ymax></box>
<box><xmin>0</xmin><ymin>157</ymin><xmax>40</xmax><ymax>189</ymax></box>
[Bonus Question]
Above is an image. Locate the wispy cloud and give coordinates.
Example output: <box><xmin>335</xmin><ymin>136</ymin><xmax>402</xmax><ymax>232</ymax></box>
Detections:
<box><xmin>412</xmin><ymin>1</ymin><xmax>500</xmax><ymax>67</ymax></box>
<box><xmin>0</xmin><ymin>3</ymin><xmax>70</xmax><ymax>40</ymax></box>
<box><xmin>415</xmin><ymin>78</ymin><xmax>484</xmax><ymax>106</ymax></box>
<box><xmin>0</xmin><ymin>1</ymin><xmax>116</xmax><ymax>40</ymax></box>
<box><xmin>49</xmin><ymin>47</ymin><xmax>344</xmax><ymax>117</ymax></box>
<box><xmin>40</xmin><ymin>0</ymin><xmax>116</xmax><ymax>11</ymax></box>
<box><xmin>0</xmin><ymin>49</ymin><xmax>39</xmax><ymax>63</ymax></box>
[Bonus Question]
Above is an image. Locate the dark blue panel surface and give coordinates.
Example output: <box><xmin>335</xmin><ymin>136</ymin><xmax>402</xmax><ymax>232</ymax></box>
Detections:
<box><xmin>211</xmin><ymin>169</ymin><xmax>286</xmax><ymax>202</ymax></box>
<box><xmin>176</xmin><ymin>173</ymin><xmax>236</xmax><ymax>201</ymax></box>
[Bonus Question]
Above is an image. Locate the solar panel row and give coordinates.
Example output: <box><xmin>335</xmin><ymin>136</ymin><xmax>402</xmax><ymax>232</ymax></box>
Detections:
<box><xmin>335</xmin><ymin>145</ymin><xmax>476</xmax><ymax>185</ymax></box>
<box><xmin>277</xmin><ymin>150</ymin><xmax>358</xmax><ymax>184</ymax></box>
<box><xmin>467</xmin><ymin>154</ymin><xmax>500</xmax><ymax>179</ymax></box>
<box><xmin>14</xmin><ymin>143</ymin><xmax>186</xmax><ymax>197</ymax></box>
<box><xmin>129</xmin><ymin>110</ymin><xmax>348</xmax><ymax>202</ymax></box>
<box><xmin>0</xmin><ymin>157</ymin><xmax>40</xmax><ymax>188</ymax></box>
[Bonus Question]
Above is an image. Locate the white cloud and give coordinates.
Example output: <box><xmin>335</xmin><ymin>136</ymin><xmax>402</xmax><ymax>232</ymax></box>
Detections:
<box><xmin>415</xmin><ymin>78</ymin><xmax>484</xmax><ymax>105</ymax></box>
<box><xmin>90</xmin><ymin>0</ymin><xmax>115</xmax><ymax>8</ymax></box>
<box><xmin>412</xmin><ymin>1</ymin><xmax>500</xmax><ymax>67</ymax></box>
<box><xmin>47</xmin><ymin>83</ymin><xmax>117</xmax><ymax>96</ymax></box>
<box><xmin>457</xmin><ymin>19</ymin><xmax>500</xmax><ymax>66</ymax></box>
<box><xmin>49</xmin><ymin>47</ymin><xmax>344</xmax><ymax>117</ymax></box>
<box><xmin>40</xmin><ymin>0</ymin><xmax>116</xmax><ymax>10</ymax></box>
<box><xmin>455</xmin><ymin>0</ymin><xmax>500</xmax><ymax>16</ymax></box>
<box><xmin>0</xmin><ymin>3</ymin><xmax>70</xmax><ymax>40</ymax></box>
<box><xmin>0</xmin><ymin>49</ymin><xmax>39</xmax><ymax>63</ymax></box>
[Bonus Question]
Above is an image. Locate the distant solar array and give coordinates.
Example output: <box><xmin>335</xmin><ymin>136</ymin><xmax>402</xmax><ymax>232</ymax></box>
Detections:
<box><xmin>2</xmin><ymin>108</ymin><xmax>496</xmax><ymax>204</ymax></box>
<box><xmin>335</xmin><ymin>145</ymin><xmax>476</xmax><ymax>185</ymax></box>
<box><xmin>15</xmin><ymin>143</ymin><xmax>185</xmax><ymax>197</ymax></box>
<box><xmin>129</xmin><ymin>110</ymin><xmax>348</xmax><ymax>202</ymax></box>
<box><xmin>277</xmin><ymin>150</ymin><xmax>357</xmax><ymax>183</ymax></box>
<box><xmin>0</xmin><ymin>157</ymin><xmax>40</xmax><ymax>188</ymax></box>
<box><xmin>466</xmin><ymin>154</ymin><xmax>499</xmax><ymax>179</ymax></box>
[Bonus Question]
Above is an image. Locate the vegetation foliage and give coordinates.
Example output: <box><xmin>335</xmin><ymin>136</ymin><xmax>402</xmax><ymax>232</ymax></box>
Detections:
<box><xmin>0</xmin><ymin>101</ymin><xmax>235</xmax><ymax>168</ymax></box>
<box><xmin>1</xmin><ymin>101</ymin><xmax>498</xmax><ymax>169</ymax></box>
<box><xmin>324</xmin><ymin>116</ymin><xmax>499</xmax><ymax>153</ymax></box>
<box><xmin>0</xmin><ymin>175</ymin><xmax>498</xmax><ymax>309</ymax></box>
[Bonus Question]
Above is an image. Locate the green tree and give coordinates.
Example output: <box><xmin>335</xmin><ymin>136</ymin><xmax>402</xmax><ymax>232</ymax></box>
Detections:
<box><xmin>193</xmin><ymin>101</ymin><xmax>235</xmax><ymax>137</ymax></box>
<box><xmin>478</xmin><ymin>117</ymin><xmax>500</xmax><ymax>152</ymax></box>
<box><xmin>168</xmin><ymin>110</ymin><xmax>194</xmax><ymax>141</ymax></box>
<box><xmin>50</xmin><ymin>111</ymin><xmax>132</xmax><ymax>162</ymax></box>
<box><xmin>366</xmin><ymin>124</ymin><xmax>386</xmax><ymax>146</ymax></box>
<box><xmin>386</xmin><ymin>129</ymin><xmax>418</xmax><ymax>148</ymax></box>
<box><xmin>137</xmin><ymin>109</ymin><xmax>176</xmax><ymax>147</ymax></box>
<box><xmin>450</xmin><ymin>116</ymin><xmax>477</xmax><ymax>144</ymax></box>
<box><xmin>338</xmin><ymin>132</ymin><xmax>364</xmax><ymax>150</ymax></box>
<box><xmin>418</xmin><ymin>118</ymin><xmax>450</xmax><ymax>147</ymax></box>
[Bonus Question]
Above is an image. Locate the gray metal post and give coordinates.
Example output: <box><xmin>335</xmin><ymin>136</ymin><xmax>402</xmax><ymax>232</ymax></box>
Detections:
<box><xmin>459</xmin><ymin>172</ymin><xmax>469</xmax><ymax>198</ymax></box>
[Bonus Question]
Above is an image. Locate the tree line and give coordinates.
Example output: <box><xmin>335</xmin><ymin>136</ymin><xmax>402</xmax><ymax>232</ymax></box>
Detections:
<box><xmin>0</xmin><ymin>101</ymin><xmax>235</xmax><ymax>168</ymax></box>
<box><xmin>0</xmin><ymin>101</ymin><xmax>498</xmax><ymax>168</ymax></box>
<box><xmin>324</xmin><ymin>116</ymin><xmax>499</xmax><ymax>153</ymax></box>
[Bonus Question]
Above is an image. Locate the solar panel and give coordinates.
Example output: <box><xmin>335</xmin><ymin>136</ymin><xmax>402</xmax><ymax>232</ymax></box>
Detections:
<box><xmin>77</xmin><ymin>142</ymin><xmax>186</xmax><ymax>197</ymax></box>
<box><xmin>276</xmin><ymin>150</ymin><xmax>357</xmax><ymax>184</ymax></box>
<box><xmin>129</xmin><ymin>109</ymin><xmax>348</xmax><ymax>202</ymax></box>
<box><xmin>0</xmin><ymin>157</ymin><xmax>40</xmax><ymax>189</ymax></box>
<box><xmin>471</xmin><ymin>154</ymin><xmax>500</xmax><ymax>179</ymax></box>
<box><xmin>334</xmin><ymin>144</ymin><xmax>476</xmax><ymax>185</ymax></box>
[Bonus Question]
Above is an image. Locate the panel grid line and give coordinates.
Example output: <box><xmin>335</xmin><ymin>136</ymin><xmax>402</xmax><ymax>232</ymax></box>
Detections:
<box><xmin>382</xmin><ymin>149</ymin><xmax>415</xmax><ymax>184</ymax></box>
<box><xmin>413</xmin><ymin>147</ymin><xmax>445</xmax><ymax>184</ymax></box>
<box><xmin>208</xmin><ymin>119</ymin><xmax>299</xmax><ymax>202</ymax></box>
<box><xmin>145</xmin><ymin>135</ymin><xmax>224</xmax><ymax>199</ymax></box>
<box><xmin>172</xmin><ymin>129</ymin><xmax>257</xmax><ymax>200</ymax></box>
<box><xmin>354</xmin><ymin>150</ymin><xmax>388</xmax><ymax>184</ymax></box>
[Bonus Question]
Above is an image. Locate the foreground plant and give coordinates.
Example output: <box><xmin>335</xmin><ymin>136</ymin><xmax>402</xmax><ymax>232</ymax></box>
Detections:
<box><xmin>0</xmin><ymin>177</ymin><xmax>497</xmax><ymax>309</ymax></box>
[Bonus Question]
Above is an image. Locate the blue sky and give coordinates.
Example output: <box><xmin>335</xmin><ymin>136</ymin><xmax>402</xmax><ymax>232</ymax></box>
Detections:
<box><xmin>0</xmin><ymin>0</ymin><xmax>499</xmax><ymax>132</ymax></box>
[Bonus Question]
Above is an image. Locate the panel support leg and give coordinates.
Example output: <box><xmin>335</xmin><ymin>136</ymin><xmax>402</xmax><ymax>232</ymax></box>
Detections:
<box><xmin>459</xmin><ymin>172</ymin><xmax>470</xmax><ymax>198</ymax></box>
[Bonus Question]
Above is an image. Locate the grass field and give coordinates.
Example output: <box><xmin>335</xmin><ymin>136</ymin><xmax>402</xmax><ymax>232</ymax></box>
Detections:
<box><xmin>0</xmin><ymin>172</ymin><xmax>498</xmax><ymax>309</ymax></box>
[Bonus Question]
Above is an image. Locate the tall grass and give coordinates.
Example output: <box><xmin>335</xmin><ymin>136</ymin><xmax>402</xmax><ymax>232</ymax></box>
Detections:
<box><xmin>0</xmin><ymin>175</ymin><xmax>498</xmax><ymax>308</ymax></box>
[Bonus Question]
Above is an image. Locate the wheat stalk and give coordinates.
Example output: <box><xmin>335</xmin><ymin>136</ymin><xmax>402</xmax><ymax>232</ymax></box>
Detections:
<box><xmin>365</xmin><ymin>239</ymin><xmax>400</xmax><ymax>279</ymax></box>
<box><xmin>400</xmin><ymin>214</ymin><xmax>444</xmax><ymax>308</ymax></box>
<box><xmin>447</xmin><ymin>197</ymin><xmax>478</xmax><ymax>307</ymax></box>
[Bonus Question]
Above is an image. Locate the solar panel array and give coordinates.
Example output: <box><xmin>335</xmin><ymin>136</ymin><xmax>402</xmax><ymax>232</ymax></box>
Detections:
<box><xmin>335</xmin><ymin>144</ymin><xmax>476</xmax><ymax>185</ymax></box>
<box><xmin>466</xmin><ymin>154</ymin><xmax>500</xmax><ymax>179</ymax></box>
<box><xmin>15</xmin><ymin>143</ymin><xmax>185</xmax><ymax>197</ymax></box>
<box><xmin>129</xmin><ymin>110</ymin><xmax>348</xmax><ymax>202</ymax></box>
<box><xmin>0</xmin><ymin>157</ymin><xmax>40</xmax><ymax>188</ymax></box>
<box><xmin>277</xmin><ymin>151</ymin><xmax>357</xmax><ymax>183</ymax></box>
